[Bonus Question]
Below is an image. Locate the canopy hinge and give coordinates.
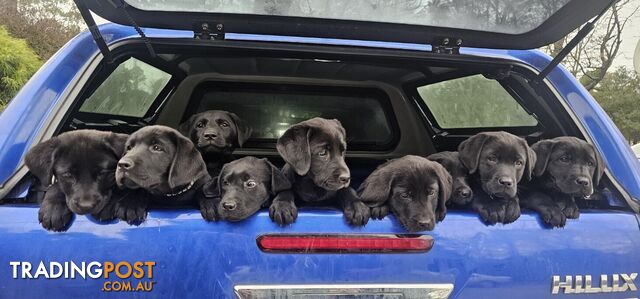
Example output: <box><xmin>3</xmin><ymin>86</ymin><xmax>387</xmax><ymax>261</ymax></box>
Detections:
<box><xmin>73</xmin><ymin>0</ymin><xmax>113</xmax><ymax>63</ymax></box>
<box><xmin>432</xmin><ymin>37</ymin><xmax>462</xmax><ymax>55</ymax></box>
<box><xmin>194</xmin><ymin>23</ymin><xmax>225</xmax><ymax>40</ymax></box>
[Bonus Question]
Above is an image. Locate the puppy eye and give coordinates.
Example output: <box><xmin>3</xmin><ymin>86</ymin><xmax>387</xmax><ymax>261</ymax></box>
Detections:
<box><xmin>245</xmin><ymin>180</ymin><xmax>257</xmax><ymax>188</ymax></box>
<box><xmin>487</xmin><ymin>156</ymin><xmax>497</xmax><ymax>162</ymax></box>
<box><xmin>587</xmin><ymin>161</ymin><xmax>595</xmax><ymax>167</ymax></box>
<box><xmin>151</xmin><ymin>144</ymin><xmax>163</xmax><ymax>152</ymax></box>
<box><xmin>220</xmin><ymin>121</ymin><xmax>230</xmax><ymax>128</ymax></box>
<box><xmin>400</xmin><ymin>192</ymin><xmax>411</xmax><ymax>199</ymax></box>
<box><xmin>559</xmin><ymin>156</ymin><xmax>570</xmax><ymax>162</ymax></box>
<box><xmin>60</xmin><ymin>172</ymin><xmax>73</xmax><ymax>179</ymax></box>
<box><xmin>515</xmin><ymin>160</ymin><xmax>524</xmax><ymax>167</ymax></box>
<box><xmin>428</xmin><ymin>189</ymin><xmax>436</xmax><ymax>196</ymax></box>
<box><xmin>196</xmin><ymin>121</ymin><xmax>205</xmax><ymax>128</ymax></box>
<box><xmin>126</xmin><ymin>145</ymin><xmax>132</xmax><ymax>151</ymax></box>
<box><xmin>222</xmin><ymin>180</ymin><xmax>230</xmax><ymax>186</ymax></box>
<box><xmin>318</xmin><ymin>149</ymin><xmax>328</xmax><ymax>156</ymax></box>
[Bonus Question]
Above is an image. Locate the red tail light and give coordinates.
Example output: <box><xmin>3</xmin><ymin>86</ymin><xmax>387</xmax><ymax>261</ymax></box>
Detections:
<box><xmin>257</xmin><ymin>234</ymin><xmax>433</xmax><ymax>253</ymax></box>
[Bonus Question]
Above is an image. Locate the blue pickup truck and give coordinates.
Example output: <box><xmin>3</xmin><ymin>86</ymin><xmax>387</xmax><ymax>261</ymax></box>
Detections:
<box><xmin>1</xmin><ymin>0</ymin><xmax>639</xmax><ymax>298</ymax></box>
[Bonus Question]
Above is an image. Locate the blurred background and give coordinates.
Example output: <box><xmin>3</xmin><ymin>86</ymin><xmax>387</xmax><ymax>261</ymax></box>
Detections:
<box><xmin>0</xmin><ymin>0</ymin><xmax>639</xmax><ymax>143</ymax></box>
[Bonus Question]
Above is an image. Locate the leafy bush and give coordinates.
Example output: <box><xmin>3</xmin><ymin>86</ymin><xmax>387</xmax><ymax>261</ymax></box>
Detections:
<box><xmin>0</xmin><ymin>26</ymin><xmax>42</xmax><ymax>111</ymax></box>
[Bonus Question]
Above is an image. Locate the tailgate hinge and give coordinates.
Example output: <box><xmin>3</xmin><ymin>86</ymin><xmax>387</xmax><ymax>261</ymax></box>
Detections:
<box><xmin>194</xmin><ymin>23</ymin><xmax>225</xmax><ymax>40</ymax></box>
<box><xmin>432</xmin><ymin>37</ymin><xmax>462</xmax><ymax>55</ymax></box>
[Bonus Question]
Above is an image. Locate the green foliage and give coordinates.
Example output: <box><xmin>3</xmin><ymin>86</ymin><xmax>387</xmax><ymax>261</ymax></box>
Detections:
<box><xmin>592</xmin><ymin>67</ymin><xmax>640</xmax><ymax>144</ymax></box>
<box><xmin>418</xmin><ymin>75</ymin><xmax>538</xmax><ymax>128</ymax></box>
<box><xmin>0</xmin><ymin>26</ymin><xmax>42</xmax><ymax>111</ymax></box>
<box><xmin>79</xmin><ymin>58</ymin><xmax>171</xmax><ymax>117</ymax></box>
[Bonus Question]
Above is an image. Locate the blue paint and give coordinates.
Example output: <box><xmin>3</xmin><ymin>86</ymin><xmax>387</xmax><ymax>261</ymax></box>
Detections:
<box><xmin>1</xmin><ymin>23</ymin><xmax>639</xmax><ymax>298</ymax></box>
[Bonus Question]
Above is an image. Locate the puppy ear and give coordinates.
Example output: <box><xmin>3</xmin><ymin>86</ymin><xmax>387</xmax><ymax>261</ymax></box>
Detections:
<box><xmin>25</xmin><ymin>137</ymin><xmax>60</xmax><ymax>185</ymax></box>
<box><xmin>262</xmin><ymin>159</ymin><xmax>291</xmax><ymax>194</ymax></box>
<box><xmin>202</xmin><ymin>176</ymin><xmax>221</xmax><ymax>198</ymax></box>
<box><xmin>531</xmin><ymin>139</ymin><xmax>556</xmax><ymax>177</ymax></box>
<box><xmin>520</xmin><ymin>138</ymin><xmax>537</xmax><ymax>181</ymax></box>
<box><xmin>458</xmin><ymin>133</ymin><xmax>489</xmax><ymax>174</ymax></box>
<box><xmin>104</xmin><ymin>132</ymin><xmax>129</xmax><ymax>158</ymax></box>
<box><xmin>178</xmin><ymin>115</ymin><xmax>197</xmax><ymax>137</ymax></box>
<box><xmin>433</xmin><ymin>162</ymin><xmax>453</xmax><ymax>218</ymax></box>
<box><xmin>357</xmin><ymin>162</ymin><xmax>395</xmax><ymax>205</ymax></box>
<box><xmin>168</xmin><ymin>131</ymin><xmax>208</xmax><ymax>189</ymax></box>
<box><xmin>592</xmin><ymin>145</ymin><xmax>605</xmax><ymax>186</ymax></box>
<box><xmin>228</xmin><ymin>112</ymin><xmax>252</xmax><ymax>147</ymax></box>
<box><xmin>276</xmin><ymin>124</ymin><xmax>312</xmax><ymax>176</ymax></box>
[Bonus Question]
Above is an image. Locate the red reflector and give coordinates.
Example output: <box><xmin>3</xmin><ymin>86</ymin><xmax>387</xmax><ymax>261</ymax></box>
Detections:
<box><xmin>257</xmin><ymin>234</ymin><xmax>433</xmax><ymax>253</ymax></box>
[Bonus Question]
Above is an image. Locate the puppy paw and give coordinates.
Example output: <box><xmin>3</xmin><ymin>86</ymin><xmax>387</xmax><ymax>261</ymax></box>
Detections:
<box><xmin>269</xmin><ymin>200</ymin><xmax>298</xmax><ymax>225</ymax></box>
<box><xmin>91</xmin><ymin>202</ymin><xmax>117</xmax><ymax>222</ymax></box>
<box><xmin>39</xmin><ymin>202</ymin><xmax>73</xmax><ymax>232</ymax></box>
<box><xmin>503</xmin><ymin>200</ymin><xmax>521</xmax><ymax>224</ymax></box>
<box><xmin>199</xmin><ymin>198</ymin><xmax>219</xmax><ymax>222</ymax></box>
<box><xmin>343</xmin><ymin>201</ymin><xmax>370</xmax><ymax>226</ymax></box>
<box><xmin>477</xmin><ymin>204</ymin><xmax>505</xmax><ymax>225</ymax></box>
<box><xmin>539</xmin><ymin>205</ymin><xmax>566</xmax><ymax>228</ymax></box>
<box><xmin>370</xmin><ymin>205</ymin><xmax>389</xmax><ymax>220</ymax></box>
<box><xmin>562</xmin><ymin>203</ymin><xmax>580</xmax><ymax>219</ymax></box>
<box><xmin>115</xmin><ymin>198</ymin><xmax>147</xmax><ymax>225</ymax></box>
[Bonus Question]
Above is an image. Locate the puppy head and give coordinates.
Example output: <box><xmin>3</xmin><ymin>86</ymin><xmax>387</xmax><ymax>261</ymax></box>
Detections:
<box><xmin>358</xmin><ymin>156</ymin><xmax>452</xmax><ymax>232</ymax></box>
<box><xmin>532</xmin><ymin>136</ymin><xmax>604</xmax><ymax>197</ymax></box>
<box><xmin>458</xmin><ymin>131</ymin><xmax>536</xmax><ymax>199</ymax></box>
<box><xmin>211</xmin><ymin>157</ymin><xmax>290</xmax><ymax>221</ymax></box>
<box><xmin>428</xmin><ymin>151</ymin><xmax>473</xmax><ymax>205</ymax></box>
<box><xmin>179</xmin><ymin>110</ymin><xmax>252</xmax><ymax>155</ymax></box>
<box><xmin>25</xmin><ymin>130</ymin><xmax>128</xmax><ymax>215</ymax></box>
<box><xmin>276</xmin><ymin>118</ymin><xmax>350</xmax><ymax>191</ymax></box>
<box><xmin>116</xmin><ymin>125</ymin><xmax>208</xmax><ymax>195</ymax></box>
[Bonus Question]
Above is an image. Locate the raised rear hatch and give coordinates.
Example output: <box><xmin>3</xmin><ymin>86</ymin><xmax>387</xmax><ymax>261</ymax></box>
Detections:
<box><xmin>81</xmin><ymin>0</ymin><xmax>614</xmax><ymax>50</ymax></box>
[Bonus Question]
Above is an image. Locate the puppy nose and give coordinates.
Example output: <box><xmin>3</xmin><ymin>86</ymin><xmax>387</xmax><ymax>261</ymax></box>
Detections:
<box><xmin>204</xmin><ymin>131</ymin><xmax>217</xmax><ymax>139</ymax></box>
<box><xmin>339</xmin><ymin>175</ymin><xmax>350</xmax><ymax>184</ymax></box>
<box><xmin>458</xmin><ymin>188</ymin><xmax>471</xmax><ymax>198</ymax></box>
<box><xmin>498</xmin><ymin>177</ymin><xmax>514</xmax><ymax>187</ymax></box>
<box><xmin>576</xmin><ymin>177</ymin><xmax>590</xmax><ymax>186</ymax></box>
<box><xmin>118</xmin><ymin>159</ymin><xmax>134</xmax><ymax>170</ymax></box>
<box><xmin>222</xmin><ymin>201</ymin><xmax>236</xmax><ymax>211</ymax></box>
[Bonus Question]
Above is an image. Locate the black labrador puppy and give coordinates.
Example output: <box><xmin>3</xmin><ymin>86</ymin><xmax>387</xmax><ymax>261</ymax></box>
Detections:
<box><xmin>357</xmin><ymin>155</ymin><xmax>452</xmax><ymax>232</ymax></box>
<box><xmin>24</xmin><ymin>130</ymin><xmax>129</xmax><ymax>231</ymax></box>
<box><xmin>271</xmin><ymin>117</ymin><xmax>369</xmax><ymax>226</ymax></box>
<box><xmin>198</xmin><ymin>156</ymin><xmax>293</xmax><ymax>222</ymax></box>
<box><xmin>115</xmin><ymin>125</ymin><xmax>210</xmax><ymax>223</ymax></box>
<box><xmin>428</xmin><ymin>151</ymin><xmax>473</xmax><ymax>206</ymax></box>
<box><xmin>179</xmin><ymin>110</ymin><xmax>252</xmax><ymax>176</ymax></box>
<box><xmin>521</xmin><ymin>136</ymin><xmax>604</xmax><ymax>227</ymax></box>
<box><xmin>458</xmin><ymin>131</ymin><xmax>536</xmax><ymax>225</ymax></box>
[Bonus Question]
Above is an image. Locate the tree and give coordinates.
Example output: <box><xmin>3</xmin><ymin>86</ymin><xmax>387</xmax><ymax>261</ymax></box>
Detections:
<box><xmin>544</xmin><ymin>0</ymin><xmax>640</xmax><ymax>91</ymax></box>
<box><xmin>591</xmin><ymin>67</ymin><xmax>640</xmax><ymax>144</ymax></box>
<box><xmin>0</xmin><ymin>0</ymin><xmax>82</xmax><ymax>60</ymax></box>
<box><xmin>0</xmin><ymin>26</ymin><xmax>42</xmax><ymax>111</ymax></box>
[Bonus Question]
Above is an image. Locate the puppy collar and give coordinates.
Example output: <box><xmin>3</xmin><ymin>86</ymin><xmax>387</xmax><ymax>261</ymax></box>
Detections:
<box><xmin>165</xmin><ymin>181</ymin><xmax>195</xmax><ymax>197</ymax></box>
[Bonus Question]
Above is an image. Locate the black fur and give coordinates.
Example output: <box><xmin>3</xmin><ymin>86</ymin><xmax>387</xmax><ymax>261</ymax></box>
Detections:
<box><xmin>428</xmin><ymin>151</ymin><xmax>473</xmax><ymax>206</ymax></box>
<box><xmin>357</xmin><ymin>155</ymin><xmax>452</xmax><ymax>232</ymax></box>
<box><xmin>179</xmin><ymin>110</ymin><xmax>252</xmax><ymax>176</ymax></box>
<box><xmin>25</xmin><ymin>130</ymin><xmax>128</xmax><ymax>231</ymax></box>
<box><xmin>521</xmin><ymin>136</ymin><xmax>605</xmax><ymax>227</ymax></box>
<box><xmin>458</xmin><ymin>131</ymin><xmax>536</xmax><ymax>225</ymax></box>
<box><xmin>115</xmin><ymin>125</ymin><xmax>210</xmax><ymax>223</ymax></box>
<box><xmin>198</xmin><ymin>157</ymin><xmax>292</xmax><ymax>222</ymax></box>
<box><xmin>271</xmin><ymin>118</ymin><xmax>369</xmax><ymax>226</ymax></box>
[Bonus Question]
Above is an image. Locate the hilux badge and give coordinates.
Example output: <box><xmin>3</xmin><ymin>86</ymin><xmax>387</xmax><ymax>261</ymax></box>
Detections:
<box><xmin>552</xmin><ymin>273</ymin><xmax>638</xmax><ymax>294</ymax></box>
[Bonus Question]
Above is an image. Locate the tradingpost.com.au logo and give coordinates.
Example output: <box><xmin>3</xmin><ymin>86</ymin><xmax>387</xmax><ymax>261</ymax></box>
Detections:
<box><xmin>10</xmin><ymin>261</ymin><xmax>156</xmax><ymax>292</ymax></box>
